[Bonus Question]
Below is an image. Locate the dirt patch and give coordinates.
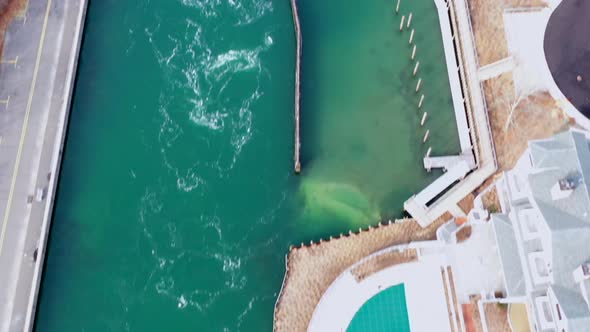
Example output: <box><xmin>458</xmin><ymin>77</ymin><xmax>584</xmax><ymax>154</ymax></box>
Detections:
<box><xmin>458</xmin><ymin>194</ymin><xmax>475</xmax><ymax>215</ymax></box>
<box><xmin>456</xmin><ymin>225</ymin><xmax>472</xmax><ymax>243</ymax></box>
<box><xmin>467</xmin><ymin>0</ymin><xmax>547</xmax><ymax>66</ymax></box>
<box><xmin>0</xmin><ymin>0</ymin><xmax>27</xmax><ymax>59</ymax></box>
<box><xmin>483</xmin><ymin>72</ymin><xmax>569</xmax><ymax>172</ymax></box>
<box><xmin>447</xmin><ymin>267</ymin><xmax>463</xmax><ymax>332</ymax></box>
<box><xmin>503</xmin><ymin>0</ymin><xmax>547</xmax><ymax>8</ymax></box>
<box><xmin>463</xmin><ymin>295</ymin><xmax>484</xmax><ymax>332</ymax></box>
<box><xmin>351</xmin><ymin>248</ymin><xmax>417</xmax><ymax>282</ymax></box>
<box><xmin>484</xmin><ymin>302</ymin><xmax>511</xmax><ymax>331</ymax></box>
<box><xmin>468</xmin><ymin>0</ymin><xmax>509</xmax><ymax>66</ymax></box>
<box><xmin>482</xmin><ymin>187</ymin><xmax>501</xmax><ymax>213</ymax></box>
<box><xmin>442</xmin><ymin>269</ymin><xmax>457</xmax><ymax>332</ymax></box>
<box><xmin>273</xmin><ymin>214</ymin><xmax>451</xmax><ymax>332</ymax></box>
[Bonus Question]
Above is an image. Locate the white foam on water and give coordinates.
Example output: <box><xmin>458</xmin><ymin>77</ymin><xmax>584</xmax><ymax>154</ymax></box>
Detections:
<box><xmin>177</xmin><ymin>295</ymin><xmax>188</xmax><ymax>309</ymax></box>
<box><xmin>237</xmin><ymin>297</ymin><xmax>257</xmax><ymax>328</ymax></box>
<box><xmin>265</xmin><ymin>33</ymin><xmax>273</xmax><ymax>46</ymax></box>
<box><xmin>176</xmin><ymin>169</ymin><xmax>205</xmax><ymax>192</ymax></box>
<box><xmin>134</xmin><ymin>3</ymin><xmax>282</xmax><ymax>320</ymax></box>
<box><xmin>180</xmin><ymin>0</ymin><xmax>273</xmax><ymax>26</ymax></box>
<box><xmin>213</xmin><ymin>252</ymin><xmax>247</xmax><ymax>287</ymax></box>
<box><xmin>147</xmin><ymin>20</ymin><xmax>273</xmax><ymax>176</ymax></box>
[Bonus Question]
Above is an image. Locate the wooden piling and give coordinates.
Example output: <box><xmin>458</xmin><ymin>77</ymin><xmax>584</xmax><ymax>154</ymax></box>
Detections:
<box><xmin>400</xmin><ymin>15</ymin><xmax>405</xmax><ymax>31</ymax></box>
<box><xmin>413</xmin><ymin>61</ymin><xmax>420</xmax><ymax>76</ymax></box>
<box><xmin>423</xmin><ymin>129</ymin><xmax>430</xmax><ymax>143</ymax></box>
<box><xmin>418</xmin><ymin>94</ymin><xmax>425</xmax><ymax>108</ymax></box>
<box><xmin>407</xmin><ymin>12</ymin><xmax>413</xmax><ymax>28</ymax></box>
<box><xmin>396</xmin><ymin>0</ymin><xmax>401</xmax><ymax>13</ymax></box>
<box><xmin>291</xmin><ymin>0</ymin><xmax>302</xmax><ymax>173</ymax></box>
<box><xmin>409</xmin><ymin>29</ymin><xmax>415</xmax><ymax>44</ymax></box>
<box><xmin>421</xmin><ymin>112</ymin><xmax>428</xmax><ymax>126</ymax></box>
<box><xmin>415</xmin><ymin>78</ymin><xmax>422</xmax><ymax>92</ymax></box>
<box><xmin>411</xmin><ymin>44</ymin><xmax>416</xmax><ymax>60</ymax></box>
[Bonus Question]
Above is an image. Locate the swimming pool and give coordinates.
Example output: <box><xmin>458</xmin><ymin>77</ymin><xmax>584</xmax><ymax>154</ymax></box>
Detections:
<box><xmin>347</xmin><ymin>283</ymin><xmax>411</xmax><ymax>332</ymax></box>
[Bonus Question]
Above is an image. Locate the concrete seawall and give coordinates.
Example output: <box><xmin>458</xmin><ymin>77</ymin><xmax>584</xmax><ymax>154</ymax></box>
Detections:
<box><xmin>22</xmin><ymin>0</ymin><xmax>89</xmax><ymax>330</ymax></box>
<box><xmin>290</xmin><ymin>0</ymin><xmax>302</xmax><ymax>173</ymax></box>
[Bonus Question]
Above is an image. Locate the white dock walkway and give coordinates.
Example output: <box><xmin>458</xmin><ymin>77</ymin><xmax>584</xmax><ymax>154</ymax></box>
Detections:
<box><xmin>436</xmin><ymin>0</ymin><xmax>472</xmax><ymax>153</ymax></box>
<box><xmin>414</xmin><ymin>161</ymin><xmax>471</xmax><ymax>207</ymax></box>
<box><xmin>424</xmin><ymin>153</ymin><xmax>476</xmax><ymax>171</ymax></box>
<box><xmin>477</xmin><ymin>56</ymin><xmax>515</xmax><ymax>81</ymax></box>
<box><xmin>405</xmin><ymin>0</ymin><xmax>497</xmax><ymax>227</ymax></box>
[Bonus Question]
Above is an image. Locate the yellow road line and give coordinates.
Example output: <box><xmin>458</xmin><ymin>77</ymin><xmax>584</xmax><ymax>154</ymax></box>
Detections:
<box><xmin>0</xmin><ymin>0</ymin><xmax>52</xmax><ymax>256</ymax></box>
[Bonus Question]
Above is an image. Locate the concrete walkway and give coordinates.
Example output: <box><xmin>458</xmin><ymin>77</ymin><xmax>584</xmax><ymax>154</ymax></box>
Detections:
<box><xmin>308</xmin><ymin>252</ymin><xmax>451</xmax><ymax>332</ymax></box>
<box><xmin>0</xmin><ymin>0</ymin><xmax>87</xmax><ymax>331</ymax></box>
<box><xmin>478</xmin><ymin>56</ymin><xmax>515</xmax><ymax>82</ymax></box>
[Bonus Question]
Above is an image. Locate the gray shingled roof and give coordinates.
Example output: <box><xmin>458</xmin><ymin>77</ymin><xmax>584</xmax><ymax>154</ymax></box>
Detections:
<box><xmin>552</xmin><ymin>286</ymin><xmax>590</xmax><ymax>332</ymax></box>
<box><xmin>491</xmin><ymin>214</ymin><xmax>526</xmax><ymax>297</ymax></box>
<box><xmin>526</xmin><ymin>130</ymin><xmax>590</xmax><ymax>325</ymax></box>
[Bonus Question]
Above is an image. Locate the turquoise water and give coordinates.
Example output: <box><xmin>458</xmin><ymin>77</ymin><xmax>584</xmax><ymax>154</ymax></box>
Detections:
<box><xmin>35</xmin><ymin>0</ymin><xmax>458</xmax><ymax>331</ymax></box>
<box><xmin>347</xmin><ymin>284</ymin><xmax>410</xmax><ymax>332</ymax></box>
<box><xmin>297</xmin><ymin>0</ymin><xmax>459</xmax><ymax>233</ymax></box>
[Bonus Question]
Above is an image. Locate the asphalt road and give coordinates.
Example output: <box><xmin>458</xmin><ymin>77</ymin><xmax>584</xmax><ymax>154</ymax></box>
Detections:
<box><xmin>0</xmin><ymin>0</ymin><xmax>84</xmax><ymax>331</ymax></box>
<box><xmin>544</xmin><ymin>0</ymin><xmax>590</xmax><ymax>117</ymax></box>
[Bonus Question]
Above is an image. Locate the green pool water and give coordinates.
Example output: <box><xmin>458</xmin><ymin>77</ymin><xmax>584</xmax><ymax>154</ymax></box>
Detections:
<box><xmin>347</xmin><ymin>284</ymin><xmax>411</xmax><ymax>332</ymax></box>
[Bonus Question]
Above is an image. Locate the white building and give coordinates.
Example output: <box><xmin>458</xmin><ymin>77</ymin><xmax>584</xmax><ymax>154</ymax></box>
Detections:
<box><xmin>494</xmin><ymin>130</ymin><xmax>590</xmax><ymax>332</ymax></box>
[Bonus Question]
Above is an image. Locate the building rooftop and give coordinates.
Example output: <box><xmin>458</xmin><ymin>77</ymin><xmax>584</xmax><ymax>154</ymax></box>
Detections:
<box><xmin>526</xmin><ymin>130</ymin><xmax>590</xmax><ymax>325</ymax></box>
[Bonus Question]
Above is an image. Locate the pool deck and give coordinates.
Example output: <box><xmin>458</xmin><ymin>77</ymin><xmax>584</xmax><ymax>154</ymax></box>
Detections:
<box><xmin>308</xmin><ymin>253</ymin><xmax>452</xmax><ymax>332</ymax></box>
<box><xmin>273</xmin><ymin>218</ymin><xmax>447</xmax><ymax>332</ymax></box>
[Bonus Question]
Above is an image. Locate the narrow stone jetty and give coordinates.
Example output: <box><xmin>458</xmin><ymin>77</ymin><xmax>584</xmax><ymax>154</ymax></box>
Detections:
<box><xmin>290</xmin><ymin>0</ymin><xmax>302</xmax><ymax>173</ymax></box>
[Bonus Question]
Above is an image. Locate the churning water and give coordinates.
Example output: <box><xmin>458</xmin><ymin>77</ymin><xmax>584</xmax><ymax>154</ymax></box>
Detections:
<box><xmin>35</xmin><ymin>0</ymin><xmax>458</xmax><ymax>330</ymax></box>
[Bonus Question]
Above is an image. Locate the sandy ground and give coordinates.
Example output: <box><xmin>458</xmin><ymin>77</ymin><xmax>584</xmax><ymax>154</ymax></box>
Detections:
<box><xmin>447</xmin><ymin>267</ymin><xmax>463</xmax><ymax>332</ymax></box>
<box><xmin>482</xmin><ymin>187</ymin><xmax>500</xmax><ymax>212</ymax></box>
<box><xmin>483</xmin><ymin>72</ymin><xmax>570</xmax><ymax>172</ymax></box>
<box><xmin>484</xmin><ymin>302</ymin><xmax>511</xmax><ymax>331</ymax></box>
<box><xmin>456</xmin><ymin>225</ymin><xmax>472</xmax><ymax>243</ymax></box>
<box><xmin>442</xmin><ymin>269</ymin><xmax>457</xmax><ymax>332</ymax></box>
<box><xmin>458</xmin><ymin>194</ymin><xmax>475</xmax><ymax>214</ymax></box>
<box><xmin>0</xmin><ymin>0</ymin><xmax>27</xmax><ymax>58</ymax></box>
<box><xmin>509</xmin><ymin>303</ymin><xmax>532</xmax><ymax>332</ymax></box>
<box><xmin>467</xmin><ymin>0</ymin><xmax>547</xmax><ymax>66</ymax></box>
<box><xmin>273</xmin><ymin>215</ymin><xmax>450</xmax><ymax>332</ymax></box>
<box><xmin>463</xmin><ymin>295</ymin><xmax>484</xmax><ymax>332</ymax></box>
<box><xmin>350</xmin><ymin>248</ymin><xmax>417</xmax><ymax>282</ymax></box>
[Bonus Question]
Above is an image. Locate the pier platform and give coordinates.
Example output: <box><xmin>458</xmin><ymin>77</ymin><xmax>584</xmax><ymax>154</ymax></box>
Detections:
<box><xmin>405</xmin><ymin>0</ymin><xmax>497</xmax><ymax>227</ymax></box>
<box><xmin>424</xmin><ymin>153</ymin><xmax>476</xmax><ymax>172</ymax></box>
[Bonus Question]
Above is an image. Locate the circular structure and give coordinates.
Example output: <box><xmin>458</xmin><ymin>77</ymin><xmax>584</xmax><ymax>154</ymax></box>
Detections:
<box><xmin>544</xmin><ymin>0</ymin><xmax>590</xmax><ymax>117</ymax></box>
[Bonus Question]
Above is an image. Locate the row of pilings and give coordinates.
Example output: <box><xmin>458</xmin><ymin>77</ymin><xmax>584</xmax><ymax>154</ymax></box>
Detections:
<box><xmin>396</xmin><ymin>0</ymin><xmax>434</xmax><ymax>163</ymax></box>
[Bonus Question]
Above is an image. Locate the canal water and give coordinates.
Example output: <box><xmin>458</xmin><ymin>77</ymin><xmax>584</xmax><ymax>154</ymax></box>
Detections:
<box><xmin>35</xmin><ymin>0</ymin><xmax>458</xmax><ymax>331</ymax></box>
